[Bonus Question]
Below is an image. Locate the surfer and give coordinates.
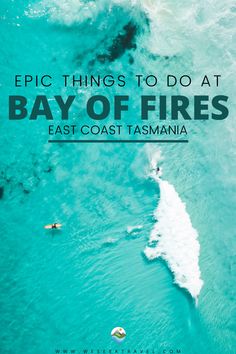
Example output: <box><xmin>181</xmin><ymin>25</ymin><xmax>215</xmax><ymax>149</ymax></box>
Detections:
<box><xmin>150</xmin><ymin>165</ymin><xmax>162</xmax><ymax>179</ymax></box>
<box><xmin>52</xmin><ymin>223</ymin><xmax>59</xmax><ymax>229</ymax></box>
<box><xmin>44</xmin><ymin>223</ymin><xmax>62</xmax><ymax>230</ymax></box>
<box><xmin>155</xmin><ymin>166</ymin><xmax>162</xmax><ymax>177</ymax></box>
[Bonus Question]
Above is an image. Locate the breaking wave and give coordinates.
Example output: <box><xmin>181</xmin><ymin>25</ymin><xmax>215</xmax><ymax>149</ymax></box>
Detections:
<box><xmin>144</xmin><ymin>150</ymin><xmax>203</xmax><ymax>300</ymax></box>
<box><xmin>27</xmin><ymin>0</ymin><xmax>236</xmax><ymax>64</ymax></box>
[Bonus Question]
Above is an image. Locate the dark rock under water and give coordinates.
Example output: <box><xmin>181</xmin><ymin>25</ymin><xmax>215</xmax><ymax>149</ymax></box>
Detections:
<box><xmin>0</xmin><ymin>186</ymin><xmax>4</xmax><ymax>199</ymax></box>
<box><xmin>97</xmin><ymin>21</ymin><xmax>138</xmax><ymax>63</ymax></box>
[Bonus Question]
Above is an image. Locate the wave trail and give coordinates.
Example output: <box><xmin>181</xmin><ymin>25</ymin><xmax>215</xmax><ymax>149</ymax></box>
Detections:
<box><xmin>144</xmin><ymin>151</ymin><xmax>203</xmax><ymax>300</ymax></box>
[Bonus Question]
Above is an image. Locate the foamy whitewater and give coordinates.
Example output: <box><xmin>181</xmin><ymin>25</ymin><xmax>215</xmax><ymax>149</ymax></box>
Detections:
<box><xmin>27</xmin><ymin>0</ymin><xmax>236</xmax><ymax>65</ymax></box>
<box><xmin>144</xmin><ymin>150</ymin><xmax>203</xmax><ymax>300</ymax></box>
<box><xmin>27</xmin><ymin>0</ymin><xmax>158</xmax><ymax>25</ymax></box>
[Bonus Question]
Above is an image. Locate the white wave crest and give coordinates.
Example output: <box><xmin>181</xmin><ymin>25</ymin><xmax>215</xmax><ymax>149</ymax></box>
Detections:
<box><xmin>145</xmin><ymin>151</ymin><xmax>203</xmax><ymax>300</ymax></box>
<box><xmin>27</xmin><ymin>0</ymin><xmax>236</xmax><ymax>68</ymax></box>
<box><xmin>126</xmin><ymin>224</ymin><xmax>143</xmax><ymax>234</ymax></box>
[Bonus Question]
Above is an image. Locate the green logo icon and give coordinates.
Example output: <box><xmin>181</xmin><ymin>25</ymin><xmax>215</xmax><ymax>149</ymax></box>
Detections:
<box><xmin>111</xmin><ymin>327</ymin><xmax>126</xmax><ymax>343</ymax></box>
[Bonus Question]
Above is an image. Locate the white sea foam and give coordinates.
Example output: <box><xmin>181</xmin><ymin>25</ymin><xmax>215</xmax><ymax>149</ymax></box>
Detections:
<box><xmin>145</xmin><ymin>150</ymin><xmax>203</xmax><ymax>300</ymax></box>
<box><xmin>104</xmin><ymin>237</ymin><xmax>118</xmax><ymax>244</ymax></box>
<box><xmin>26</xmin><ymin>0</ymin><xmax>161</xmax><ymax>31</ymax></box>
<box><xmin>26</xmin><ymin>0</ymin><xmax>146</xmax><ymax>25</ymax></box>
<box><xmin>27</xmin><ymin>0</ymin><xmax>236</xmax><ymax>75</ymax></box>
<box><xmin>126</xmin><ymin>224</ymin><xmax>143</xmax><ymax>234</ymax></box>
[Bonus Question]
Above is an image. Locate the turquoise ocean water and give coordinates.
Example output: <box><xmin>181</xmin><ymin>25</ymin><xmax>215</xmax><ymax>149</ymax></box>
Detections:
<box><xmin>0</xmin><ymin>1</ymin><xmax>236</xmax><ymax>353</ymax></box>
